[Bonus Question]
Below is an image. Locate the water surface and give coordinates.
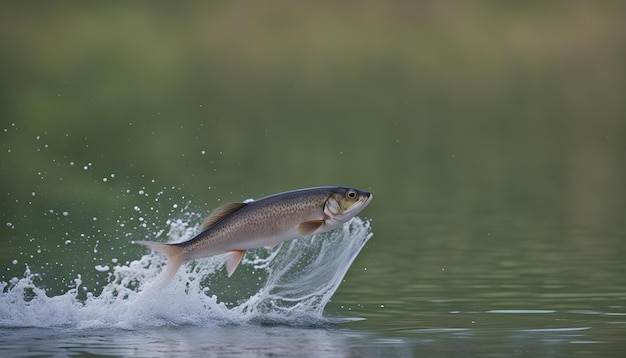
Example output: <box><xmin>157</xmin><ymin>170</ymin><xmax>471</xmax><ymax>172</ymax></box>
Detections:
<box><xmin>1</xmin><ymin>2</ymin><xmax>625</xmax><ymax>356</ymax></box>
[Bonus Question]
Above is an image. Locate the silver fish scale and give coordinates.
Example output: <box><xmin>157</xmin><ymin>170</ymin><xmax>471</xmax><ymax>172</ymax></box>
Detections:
<box><xmin>179</xmin><ymin>187</ymin><xmax>337</xmax><ymax>257</ymax></box>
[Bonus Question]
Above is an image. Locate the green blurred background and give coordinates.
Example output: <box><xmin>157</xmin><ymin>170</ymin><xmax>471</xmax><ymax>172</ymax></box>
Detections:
<box><xmin>1</xmin><ymin>2</ymin><xmax>625</xmax><ymax>296</ymax></box>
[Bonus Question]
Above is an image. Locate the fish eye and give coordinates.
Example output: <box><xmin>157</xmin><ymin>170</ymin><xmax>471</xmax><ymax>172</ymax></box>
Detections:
<box><xmin>346</xmin><ymin>190</ymin><xmax>358</xmax><ymax>200</ymax></box>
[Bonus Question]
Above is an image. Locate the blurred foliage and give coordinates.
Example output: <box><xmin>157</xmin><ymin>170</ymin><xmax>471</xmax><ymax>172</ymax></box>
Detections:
<box><xmin>1</xmin><ymin>2</ymin><xmax>625</xmax><ymax>289</ymax></box>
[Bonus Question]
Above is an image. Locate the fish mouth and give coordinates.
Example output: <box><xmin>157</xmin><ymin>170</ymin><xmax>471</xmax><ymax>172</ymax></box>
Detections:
<box><xmin>356</xmin><ymin>192</ymin><xmax>373</xmax><ymax>212</ymax></box>
<box><xmin>364</xmin><ymin>192</ymin><xmax>373</xmax><ymax>205</ymax></box>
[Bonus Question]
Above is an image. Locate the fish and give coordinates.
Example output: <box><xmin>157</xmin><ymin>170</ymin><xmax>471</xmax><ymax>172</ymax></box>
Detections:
<box><xmin>135</xmin><ymin>186</ymin><xmax>372</xmax><ymax>284</ymax></box>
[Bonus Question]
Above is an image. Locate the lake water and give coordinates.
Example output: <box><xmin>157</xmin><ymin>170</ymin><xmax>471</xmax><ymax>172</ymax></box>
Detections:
<box><xmin>1</xmin><ymin>2</ymin><xmax>625</xmax><ymax>356</ymax></box>
<box><xmin>2</xmin><ymin>204</ymin><xmax>625</xmax><ymax>356</ymax></box>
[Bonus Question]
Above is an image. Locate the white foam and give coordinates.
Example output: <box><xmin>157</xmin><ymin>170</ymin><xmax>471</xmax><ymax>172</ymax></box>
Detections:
<box><xmin>0</xmin><ymin>216</ymin><xmax>372</xmax><ymax>329</ymax></box>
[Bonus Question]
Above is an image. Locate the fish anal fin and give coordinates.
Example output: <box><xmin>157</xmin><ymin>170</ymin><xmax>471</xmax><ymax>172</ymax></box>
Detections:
<box><xmin>296</xmin><ymin>219</ymin><xmax>324</xmax><ymax>236</ymax></box>
<box><xmin>223</xmin><ymin>250</ymin><xmax>245</xmax><ymax>277</ymax></box>
<box><xmin>201</xmin><ymin>202</ymin><xmax>248</xmax><ymax>230</ymax></box>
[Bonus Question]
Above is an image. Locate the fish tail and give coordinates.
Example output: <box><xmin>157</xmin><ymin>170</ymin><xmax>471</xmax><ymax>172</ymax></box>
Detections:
<box><xmin>135</xmin><ymin>240</ymin><xmax>186</xmax><ymax>285</ymax></box>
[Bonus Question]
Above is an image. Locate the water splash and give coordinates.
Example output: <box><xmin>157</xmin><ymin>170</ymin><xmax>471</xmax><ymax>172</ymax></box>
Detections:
<box><xmin>0</xmin><ymin>217</ymin><xmax>372</xmax><ymax>329</ymax></box>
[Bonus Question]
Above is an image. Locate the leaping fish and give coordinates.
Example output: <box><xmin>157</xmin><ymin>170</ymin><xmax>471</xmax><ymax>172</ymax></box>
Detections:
<box><xmin>135</xmin><ymin>186</ymin><xmax>372</xmax><ymax>284</ymax></box>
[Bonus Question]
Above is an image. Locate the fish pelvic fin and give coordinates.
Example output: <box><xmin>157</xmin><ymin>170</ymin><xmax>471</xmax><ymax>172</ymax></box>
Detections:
<box><xmin>135</xmin><ymin>240</ymin><xmax>186</xmax><ymax>285</ymax></box>
<box><xmin>223</xmin><ymin>250</ymin><xmax>245</xmax><ymax>277</ymax></box>
<box><xmin>201</xmin><ymin>202</ymin><xmax>248</xmax><ymax>231</ymax></box>
<box><xmin>296</xmin><ymin>219</ymin><xmax>324</xmax><ymax>236</ymax></box>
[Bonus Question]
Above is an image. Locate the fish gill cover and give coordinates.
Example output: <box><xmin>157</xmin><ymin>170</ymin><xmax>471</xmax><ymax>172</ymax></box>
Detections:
<box><xmin>0</xmin><ymin>208</ymin><xmax>373</xmax><ymax>329</ymax></box>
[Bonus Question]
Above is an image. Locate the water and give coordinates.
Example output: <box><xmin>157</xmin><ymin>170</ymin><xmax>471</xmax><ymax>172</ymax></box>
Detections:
<box><xmin>2</xmin><ymin>2</ymin><xmax>626</xmax><ymax>356</ymax></box>
<box><xmin>2</xmin><ymin>212</ymin><xmax>625</xmax><ymax>356</ymax></box>
<box><xmin>1</xmin><ymin>216</ymin><xmax>372</xmax><ymax>328</ymax></box>
<box><xmin>0</xmin><ymin>326</ymin><xmax>411</xmax><ymax>357</ymax></box>
<box><xmin>334</xmin><ymin>214</ymin><xmax>626</xmax><ymax>355</ymax></box>
<box><xmin>0</xmin><ymin>217</ymin><xmax>383</xmax><ymax>356</ymax></box>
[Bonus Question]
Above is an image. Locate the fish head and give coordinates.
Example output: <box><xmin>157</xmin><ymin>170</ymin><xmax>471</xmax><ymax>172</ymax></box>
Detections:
<box><xmin>323</xmin><ymin>187</ymin><xmax>373</xmax><ymax>228</ymax></box>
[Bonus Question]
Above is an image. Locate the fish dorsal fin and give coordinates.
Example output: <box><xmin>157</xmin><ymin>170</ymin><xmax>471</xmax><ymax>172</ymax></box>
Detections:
<box><xmin>201</xmin><ymin>202</ymin><xmax>248</xmax><ymax>230</ymax></box>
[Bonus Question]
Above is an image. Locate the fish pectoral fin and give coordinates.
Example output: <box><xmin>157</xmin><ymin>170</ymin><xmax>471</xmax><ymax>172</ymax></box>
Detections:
<box><xmin>201</xmin><ymin>202</ymin><xmax>248</xmax><ymax>231</ymax></box>
<box><xmin>296</xmin><ymin>219</ymin><xmax>324</xmax><ymax>236</ymax></box>
<box><xmin>223</xmin><ymin>250</ymin><xmax>245</xmax><ymax>277</ymax></box>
